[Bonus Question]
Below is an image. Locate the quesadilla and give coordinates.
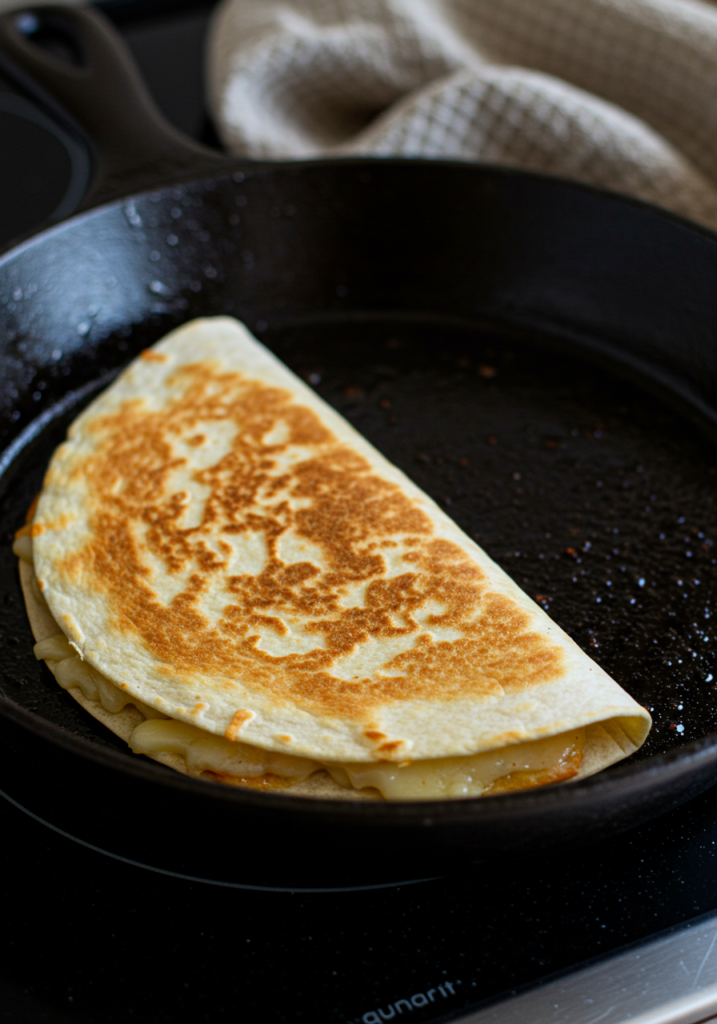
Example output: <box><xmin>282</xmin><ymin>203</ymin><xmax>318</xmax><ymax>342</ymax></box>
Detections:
<box><xmin>13</xmin><ymin>317</ymin><xmax>651</xmax><ymax>799</ymax></box>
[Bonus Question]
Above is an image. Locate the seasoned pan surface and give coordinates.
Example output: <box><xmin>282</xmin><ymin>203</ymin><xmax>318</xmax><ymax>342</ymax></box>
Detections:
<box><xmin>3</xmin><ymin>8</ymin><xmax>717</xmax><ymax>885</ymax></box>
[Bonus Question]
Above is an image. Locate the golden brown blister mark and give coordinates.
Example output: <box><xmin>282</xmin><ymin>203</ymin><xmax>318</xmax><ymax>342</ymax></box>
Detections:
<box><xmin>364</xmin><ymin>730</ymin><xmax>387</xmax><ymax>742</ymax></box>
<box><xmin>225</xmin><ymin>708</ymin><xmax>253</xmax><ymax>741</ymax></box>
<box><xmin>482</xmin><ymin>730</ymin><xmax>527</xmax><ymax>747</ymax></box>
<box><xmin>15</xmin><ymin>494</ymin><xmax>43</xmax><ymax>539</ymax></box>
<box><xmin>32</xmin><ymin>512</ymin><xmax>75</xmax><ymax>536</ymax></box>
<box><xmin>377</xmin><ymin>740</ymin><xmax>404</xmax><ymax>756</ymax></box>
<box><xmin>25</xmin><ymin>493</ymin><xmax>41</xmax><ymax>525</ymax></box>
<box><xmin>140</xmin><ymin>350</ymin><xmax>169</xmax><ymax>362</ymax></box>
<box><xmin>65</xmin><ymin>360</ymin><xmax>565</xmax><ymax>720</ymax></box>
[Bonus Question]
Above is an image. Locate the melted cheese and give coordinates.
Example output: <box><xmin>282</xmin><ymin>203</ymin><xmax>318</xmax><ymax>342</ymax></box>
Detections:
<box><xmin>127</xmin><ymin>714</ymin><xmax>583</xmax><ymax>797</ymax></box>
<box><xmin>324</xmin><ymin>731</ymin><xmax>584</xmax><ymax>799</ymax></box>
<box><xmin>17</xmin><ymin>533</ymin><xmax>586</xmax><ymax>800</ymax></box>
<box><xmin>130</xmin><ymin>718</ymin><xmax>320</xmax><ymax>782</ymax></box>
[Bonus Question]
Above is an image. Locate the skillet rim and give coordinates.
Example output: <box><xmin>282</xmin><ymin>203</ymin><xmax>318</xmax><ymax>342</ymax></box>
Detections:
<box><xmin>6</xmin><ymin>152</ymin><xmax>717</xmax><ymax>264</ymax></box>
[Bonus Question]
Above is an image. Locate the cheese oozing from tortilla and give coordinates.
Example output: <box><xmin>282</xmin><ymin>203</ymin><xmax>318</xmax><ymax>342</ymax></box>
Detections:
<box><xmin>17</xmin><ymin>532</ymin><xmax>589</xmax><ymax>799</ymax></box>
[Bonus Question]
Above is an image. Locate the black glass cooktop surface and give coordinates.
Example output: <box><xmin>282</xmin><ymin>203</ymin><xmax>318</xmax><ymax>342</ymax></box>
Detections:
<box><xmin>3</xmin><ymin>3</ymin><xmax>717</xmax><ymax>1022</ymax></box>
<box><xmin>4</xmin><ymin>780</ymin><xmax>717</xmax><ymax>1023</ymax></box>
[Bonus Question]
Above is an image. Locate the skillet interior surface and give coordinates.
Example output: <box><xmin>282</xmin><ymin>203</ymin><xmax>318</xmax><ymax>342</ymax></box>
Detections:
<box><xmin>3</xmin><ymin>162</ymin><xmax>717</xmax><ymax>885</ymax></box>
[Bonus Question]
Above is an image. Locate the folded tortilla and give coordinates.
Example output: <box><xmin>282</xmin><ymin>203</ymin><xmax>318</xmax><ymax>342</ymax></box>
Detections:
<box><xmin>16</xmin><ymin>317</ymin><xmax>651</xmax><ymax>799</ymax></box>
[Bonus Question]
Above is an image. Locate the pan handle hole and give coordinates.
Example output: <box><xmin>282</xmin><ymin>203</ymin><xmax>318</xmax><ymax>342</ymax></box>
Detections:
<box><xmin>14</xmin><ymin>10</ymin><xmax>85</xmax><ymax>69</ymax></box>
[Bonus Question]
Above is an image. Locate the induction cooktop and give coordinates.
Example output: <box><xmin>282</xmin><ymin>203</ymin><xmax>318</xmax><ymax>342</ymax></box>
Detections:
<box><xmin>3</xmin><ymin>3</ymin><xmax>717</xmax><ymax>1022</ymax></box>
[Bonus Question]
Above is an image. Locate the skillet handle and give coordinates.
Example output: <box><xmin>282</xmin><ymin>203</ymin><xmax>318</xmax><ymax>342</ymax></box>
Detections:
<box><xmin>0</xmin><ymin>5</ymin><xmax>233</xmax><ymax>211</ymax></box>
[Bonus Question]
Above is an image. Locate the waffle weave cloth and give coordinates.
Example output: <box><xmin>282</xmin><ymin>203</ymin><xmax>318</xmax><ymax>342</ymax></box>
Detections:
<box><xmin>207</xmin><ymin>0</ymin><xmax>717</xmax><ymax>230</ymax></box>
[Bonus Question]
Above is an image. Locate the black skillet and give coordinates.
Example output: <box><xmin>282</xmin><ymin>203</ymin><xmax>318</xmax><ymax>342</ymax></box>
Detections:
<box><xmin>2</xmin><ymin>6</ymin><xmax>717</xmax><ymax>889</ymax></box>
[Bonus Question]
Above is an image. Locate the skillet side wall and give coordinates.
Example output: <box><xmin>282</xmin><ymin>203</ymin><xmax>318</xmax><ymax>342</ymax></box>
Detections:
<box><xmin>3</xmin><ymin>163</ymin><xmax>717</xmax><ymax>429</ymax></box>
<box><xmin>2</xmin><ymin>162</ymin><xmax>717</xmax><ymax>877</ymax></box>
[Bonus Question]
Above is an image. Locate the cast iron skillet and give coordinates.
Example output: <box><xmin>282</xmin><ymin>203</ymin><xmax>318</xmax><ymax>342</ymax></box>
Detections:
<box><xmin>2</xmin><ymin>6</ymin><xmax>717</xmax><ymax>889</ymax></box>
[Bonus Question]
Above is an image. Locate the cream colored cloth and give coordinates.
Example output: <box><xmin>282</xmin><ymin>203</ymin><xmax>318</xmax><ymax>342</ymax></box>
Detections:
<box><xmin>207</xmin><ymin>0</ymin><xmax>717</xmax><ymax>230</ymax></box>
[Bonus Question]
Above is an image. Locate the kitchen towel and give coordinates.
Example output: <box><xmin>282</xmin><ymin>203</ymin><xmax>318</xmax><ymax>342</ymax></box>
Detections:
<box><xmin>207</xmin><ymin>0</ymin><xmax>717</xmax><ymax>231</ymax></box>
